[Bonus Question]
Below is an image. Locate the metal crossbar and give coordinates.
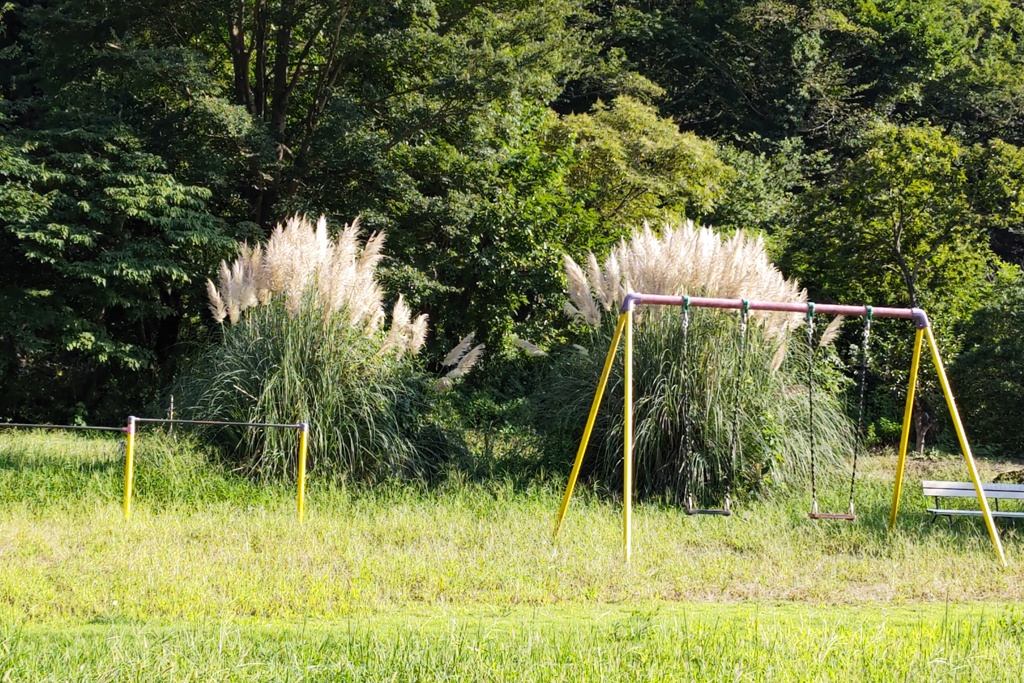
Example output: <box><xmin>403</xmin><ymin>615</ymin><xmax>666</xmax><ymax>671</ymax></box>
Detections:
<box><xmin>620</xmin><ymin>294</ymin><xmax>929</xmax><ymax>328</ymax></box>
<box><xmin>0</xmin><ymin>422</ymin><xmax>126</xmax><ymax>432</ymax></box>
<box><xmin>133</xmin><ymin>417</ymin><xmax>302</xmax><ymax>429</ymax></box>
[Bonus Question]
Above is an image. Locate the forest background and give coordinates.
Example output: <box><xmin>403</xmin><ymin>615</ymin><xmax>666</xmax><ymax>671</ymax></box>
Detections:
<box><xmin>3</xmin><ymin>0</ymin><xmax>1024</xmax><ymax>458</ymax></box>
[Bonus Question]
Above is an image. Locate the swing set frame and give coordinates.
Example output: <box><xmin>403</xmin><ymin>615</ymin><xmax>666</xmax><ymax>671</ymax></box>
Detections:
<box><xmin>552</xmin><ymin>293</ymin><xmax>1007</xmax><ymax>567</ymax></box>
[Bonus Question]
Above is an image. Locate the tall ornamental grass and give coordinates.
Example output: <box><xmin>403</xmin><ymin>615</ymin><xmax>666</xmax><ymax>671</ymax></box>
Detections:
<box><xmin>535</xmin><ymin>222</ymin><xmax>853</xmax><ymax>504</ymax></box>
<box><xmin>175</xmin><ymin>216</ymin><xmax>466</xmax><ymax>481</ymax></box>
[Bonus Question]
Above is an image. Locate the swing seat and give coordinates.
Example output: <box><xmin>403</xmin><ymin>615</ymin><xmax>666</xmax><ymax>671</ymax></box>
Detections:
<box><xmin>808</xmin><ymin>501</ymin><xmax>855</xmax><ymax>522</ymax></box>
<box><xmin>685</xmin><ymin>495</ymin><xmax>732</xmax><ymax>517</ymax></box>
<box><xmin>688</xmin><ymin>508</ymin><xmax>732</xmax><ymax>516</ymax></box>
<box><xmin>808</xmin><ymin>511</ymin><xmax>856</xmax><ymax>521</ymax></box>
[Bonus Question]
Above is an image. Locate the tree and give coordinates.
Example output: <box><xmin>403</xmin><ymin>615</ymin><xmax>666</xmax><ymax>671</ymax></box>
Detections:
<box><xmin>372</xmin><ymin>96</ymin><xmax>737</xmax><ymax>350</ymax></box>
<box><xmin>19</xmin><ymin>0</ymin><xmax>590</xmax><ymax>232</ymax></box>
<box><xmin>591</xmin><ymin>0</ymin><xmax>1024</xmax><ymax>152</ymax></box>
<box><xmin>594</xmin><ymin>0</ymin><xmax>873</xmax><ymax>143</ymax></box>
<box><xmin>0</xmin><ymin>117</ymin><xmax>233</xmax><ymax>422</ymax></box>
<box><xmin>369</xmin><ymin>103</ymin><xmax>595</xmax><ymax>350</ymax></box>
<box><xmin>948</xmin><ymin>270</ymin><xmax>1024</xmax><ymax>456</ymax></box>
<box><xmin>549</xmin><ymin>95</ymin><xmax>733</xmax><ymax>236</ymax></box>
<box><xmin>852</xmin><ymin>0</ymin><xmax>1024</xmax><ymax>146</ymax></box>
<box><xmin>0</xmin><ymin>0</ymin><xmax>602</xmax><ymax>414</ymax></box>
<box><xmin>784</xmin><ymin>123</ymin><xmax>999</xmax><ymax>451</ymax></box>
<box><xmin>969</xmin><ymin>139</ymin><xmax>1024</xmax><ymax>265</ymax></box>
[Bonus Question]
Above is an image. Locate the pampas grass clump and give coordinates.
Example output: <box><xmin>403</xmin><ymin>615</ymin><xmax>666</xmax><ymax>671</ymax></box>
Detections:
<box><xmin>176</xmin><ymin>215</ymin><xmax>459</xmax><ymax>481</ymax></box>
<box><xmin>535</xmin><ymin>221</ymin><xmax>853</xmax><ymax>503</ymax></box>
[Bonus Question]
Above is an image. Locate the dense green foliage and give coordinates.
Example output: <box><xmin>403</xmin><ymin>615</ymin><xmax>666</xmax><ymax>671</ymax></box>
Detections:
<box><xmin>950</xmin><ymin>277</ymin><xmax>1024</xmax><ymax>456</ymax></box>
<box><xmin>3</xmin><ymin>0</ymin><xmax>1024</xmax><ymax>455</ymax></box>
<box><xmin>0</xmin><ymin>119</ymin><xmax>234</xmax><ymax>422</ymax></box>
<box><xmin>602</xmin><ymin>0</ymin><xmax>1024</xmax><ymax>146</ymax></box>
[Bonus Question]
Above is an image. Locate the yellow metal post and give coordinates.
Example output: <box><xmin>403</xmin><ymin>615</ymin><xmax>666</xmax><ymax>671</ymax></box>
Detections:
<box><xmin>123</xmin><ymin>416</ymin><xmax>136</xmax><ymax>520</ymax></box>
<box><xmin>924</xmin><ymin>327</ymin><xmax>1006</xmax><ymax>567</ymax></box>
<box><xmin>889</xmin><ymin>329</ymin><xmax>923</xmax><ymax>530</ymax></box>
<box><xmin>297</xmin><ymin>422</ymin><xmax>309</xmax><ymax>523</ymax></box>
<box><xmin>554</xmin><ymin>314</ymin><xmax>628</xmax><ymax>536</ymax></box>
<box><xmin>623</xmin><ymin>308</ymin><xmax>634</xmax><ymax>563</ymax></box>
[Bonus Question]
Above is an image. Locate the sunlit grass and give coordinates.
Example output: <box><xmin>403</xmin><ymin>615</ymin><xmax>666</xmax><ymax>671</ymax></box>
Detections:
<box><xmin>4</xmin><ymin>605</ymin><xmax>1024</xmax><ymax>682</ymax></box>
<box><xmin>2</xmin><ymin>430</ymin><xmax>1022</xmax><ymax>623</ymax></box>
<box><xmin>2</xmin><ymin>429</ymin><xmax>1024</xmax><ymax>679</ymax></box>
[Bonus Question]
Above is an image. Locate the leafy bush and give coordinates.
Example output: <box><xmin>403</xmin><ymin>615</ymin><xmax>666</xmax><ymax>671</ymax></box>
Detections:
<box><xmin>949</xmin><ymin>276</ymin><xmax>1024</xmax><ymax>457</ymax></box>
<box><xmin>532</xmin><ymin>222</ymin><xmax>854</xmax><ymax>504</ymax></box>
<box><xmin>174</xmin><ymin>216</ymin><xmax>469</xmax><ymax>482</ymax></box>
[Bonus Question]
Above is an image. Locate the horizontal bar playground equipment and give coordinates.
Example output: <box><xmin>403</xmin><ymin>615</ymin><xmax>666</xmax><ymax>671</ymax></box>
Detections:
<box><xmin>553</xmin><ymin>293</ymin><xmax>1007</xmax><ymax>567</ymax></box>
<box><xmin>1</xmin><ymin>418</ymin><xmax>310</xmax><ymax>523</ymax></box>
<box><xmin>125</xmin><ymin>417</ymin><xmax>310</xmax><ymax>522</ymax></box>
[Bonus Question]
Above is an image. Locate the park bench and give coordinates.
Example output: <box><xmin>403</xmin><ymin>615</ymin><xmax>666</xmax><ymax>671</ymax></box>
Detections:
<box><xmin>922</xmin><ymin>480</ymin><xmax>1024</xmax><ymax>522</ymax></box>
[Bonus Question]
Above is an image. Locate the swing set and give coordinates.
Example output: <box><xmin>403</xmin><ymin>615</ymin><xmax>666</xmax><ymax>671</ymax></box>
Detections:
<box><xmin>552</xmin><ymin>293</ymin><xmax>1007</xmax><ymax>567</ymax></box>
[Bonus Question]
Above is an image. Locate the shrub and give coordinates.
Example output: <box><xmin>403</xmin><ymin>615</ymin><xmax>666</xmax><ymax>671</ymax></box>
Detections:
<box><xmin>533</xmin><ymin>222</ymin><xmax>854</xmax><ymax>504</ymax></box>
<box><xmin>948</xmin><ymin>276</ymin><xmax>1024</xmax><ymax>458</ymax></box>
<box><xmin>174</xmin><ymin>216</ymin><xmax>469</xmax><ymax>482</ymax></box>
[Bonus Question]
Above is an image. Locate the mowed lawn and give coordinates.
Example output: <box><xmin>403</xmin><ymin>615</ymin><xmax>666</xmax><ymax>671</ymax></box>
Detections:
<box><xmin>2</xmin><ymin>430</ymin><xmax>1024</xmax><ymax>681</ymax></box>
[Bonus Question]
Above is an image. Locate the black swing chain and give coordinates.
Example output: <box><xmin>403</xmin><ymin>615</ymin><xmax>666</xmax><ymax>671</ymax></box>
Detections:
<box><xmin>680</xmin><ymin>297</ymin><xmax>692</xmax><ymax>478</ymax></box>
<box><xmin>849</xmin><ymin>307</ymin><xmax>873</xmax><ymax>510</ymax></box>
<box><xmin>727</xmin><ymin>301</ymin><xmax>749</xmax><ymax>500</ymax></box>
<box><xmin>806</xmin><ymin>303</ymin><xmax>817</xmax><ymax>512</ymax></box>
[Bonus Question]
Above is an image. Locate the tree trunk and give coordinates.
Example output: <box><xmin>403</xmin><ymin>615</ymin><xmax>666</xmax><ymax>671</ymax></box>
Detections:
<box><xmin>913</xmin><ymin>396</ymin><xmax>935</xmax><ymax>455</ymax></box>
<box><xmin>270</xmin><ymin>0</ymin><xmax>295</xmax><ymax>135</ymax></box>
<box><xmin>229</xmin><ymin>1</ymin><xmax>253</xmax><ymax>114</ymax></box>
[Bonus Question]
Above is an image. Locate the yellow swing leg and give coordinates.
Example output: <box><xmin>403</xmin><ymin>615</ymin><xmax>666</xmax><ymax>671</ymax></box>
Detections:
<box><xmin>623</xmin><ymin>307</ymin><xmax>634</xmax><ymax>563</ymax></box>
<box><xmin>553</xmin><ymin>313</ymin><xmax>628</xmax><ymax>537</ymax></box>
<box><xmin>890</xmin><ymin>330</ymin><xmax>923</xmax><ymax>531</ymax></box>
<box><xmin>890</xmin><ymin>327</ymin><xmax>1006</xmax><ymax>567</ymax></box>
<box><xmin>924</xmin><ymin>327</ymin><xmax>1006</xmax><ymax>567</ymax></box>
<box><xmin>123</xmin><ymin>416</ymin><xmax>137</xmax><ymax>520</ymax></box>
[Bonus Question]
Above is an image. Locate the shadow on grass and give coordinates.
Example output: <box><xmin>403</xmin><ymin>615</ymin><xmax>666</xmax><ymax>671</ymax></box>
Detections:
<box><xmin>0</xmin><ymin>452</ymin><xmax>122</xmax><ymax>477</ymax></box>
<box><xmin>0</xmin><ymin>451</ymin><xmax>123</xmax><ymax>508</ymax></box>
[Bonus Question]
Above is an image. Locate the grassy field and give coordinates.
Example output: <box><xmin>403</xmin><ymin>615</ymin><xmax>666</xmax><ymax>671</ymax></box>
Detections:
<box><xmin>4</xmin><ymin>604</ymin><xmax>1024</xmax><ymax>682</ymax></box>
<box><xmin>2</xmin><ymin>429</ymin><xmax>1024</xmax><ymax>680</ymax></box>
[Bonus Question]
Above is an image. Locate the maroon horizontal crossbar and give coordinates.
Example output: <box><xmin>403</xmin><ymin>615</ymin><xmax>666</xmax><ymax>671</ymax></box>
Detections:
<box><xmin>619</xmin><ymin>293</ymin><xmax>930</xmax><ymax>329</ymax></box>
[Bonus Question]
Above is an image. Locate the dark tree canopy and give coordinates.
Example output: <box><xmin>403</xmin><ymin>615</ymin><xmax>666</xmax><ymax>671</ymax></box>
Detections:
<box><xmin>2</xmin><ymin>0</ymin><xmax>1024</xmax><ymax>446</ymax></box>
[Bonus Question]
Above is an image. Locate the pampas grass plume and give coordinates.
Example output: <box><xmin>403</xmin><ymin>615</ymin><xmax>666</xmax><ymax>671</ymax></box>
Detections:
<box><xmin>443</xmin><ymin>333</ymin><xmax>476</xmax><ymax>367</ymax></box>
<box><xmin>206</xmin><ymin>280</ymin><xmax>227</xmax><ymax>323</ymax></box>
<box><xmin>563</xmin><ymin>221</ymin><xmax>805</xmax><ymax>341</ymax></box>
<box><xmin>817</xmin><ymin>315</ymin><xmax>845</xmax><ymax>348</ymax></box>
<box><xmin>205</xmin><ymin>215</ymin><xmax>430</xmax><ymax>361</ymax></box>
<box><xmin>446</xmin><ymin>344</ymin><xmax>485</xmax><ymax>379</ymax></box>
<box><xmin>513</xmin><ymin>336</ymin><xmax>548</xmax><ymax>357</ymax></box>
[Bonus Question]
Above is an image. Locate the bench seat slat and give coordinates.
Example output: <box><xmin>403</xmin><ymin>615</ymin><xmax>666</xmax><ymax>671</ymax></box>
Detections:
<box><xmin>927</xmin><ymin>508</ymin><xmax>1024</xmax><ymax>519</ymax></box>
<box><xmin>922</xmin><ymin>480</ymin><xmax>1024</xmax><ymax>501</ymax></box>
<box><xmin>923</xmin><ymin>480</ymin><xmax>1024</xmax><ymax>519</ymax></box>
<box><xmin>922</xmin><ymin>480</ymin><xmax>1024</xmax><ymax>492</ymax></box>
<box><xmin>923</xmin><ymin>489</ymin><xmax>1024</xmax><ymax>501</ymax></box>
